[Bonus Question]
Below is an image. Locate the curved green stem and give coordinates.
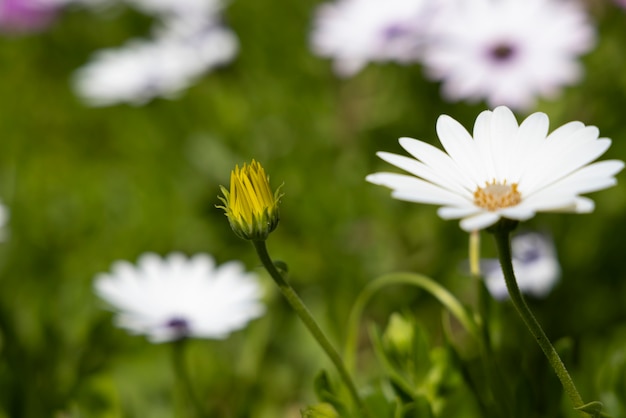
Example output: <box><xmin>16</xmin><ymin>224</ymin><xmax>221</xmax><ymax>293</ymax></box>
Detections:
<box><xmin>171</xmin><ymin>340</ymin><xmax>209</xmax><ymax>418</ymax></box>
<box><xmin>492</xmin><ymin>230</ymin><xmax>589</xmax><ymax>416</ymax></box>
<box><xmin>252</xmin><ymin>240</ymin><xmax>369</xmax><ymax>417</ymax></box>
<box><xmin>344</xmin><ymin>272</ymin><xmax>480</xmax><ymax>375</ymax></box>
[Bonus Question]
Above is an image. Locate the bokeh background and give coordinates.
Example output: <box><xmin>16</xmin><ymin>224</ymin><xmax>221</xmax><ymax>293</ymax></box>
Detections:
<box><xmin>1</xmin><ymin>0</ymin><xmax>626</xmax><ymax>416</ymax></box>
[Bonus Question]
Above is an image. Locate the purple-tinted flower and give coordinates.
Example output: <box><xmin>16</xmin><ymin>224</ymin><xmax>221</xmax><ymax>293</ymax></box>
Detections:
<box><xmin>481</xmin><ymin>232</ymin><xmax>561</xmax><ymax>300</ymax></box>
<box><xmin>421</xmin><ymin>0</ymin><xmax>596</xmax><ymax>110</ymax></box>
<box><xmin>310</xmin><ymin>0</ymin><xmax>430</xmax><ymax>76</ymax></box>
<box><xmin>0</xmin><ymin>0</ymin><xmax>59</xmax><ymax>33</ymax></box>
<box><xmin>614</xmin><ymin>0</ymin><xmax>626</xmax><ymax>9</ymax></box>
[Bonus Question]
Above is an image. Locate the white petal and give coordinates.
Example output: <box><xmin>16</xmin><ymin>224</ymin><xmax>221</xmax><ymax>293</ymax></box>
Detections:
<box><xmin>436</xmin><ymin>115</ymin><xmax>484</xmax><ymax>184</ymax></box>
<box><xmin>376</xmin><ymin>152</ymin><xmax>470</xmax><ymax>195</ymax></box>
<box><xmin>541</xmin><ymin>160</ymin><xmax>624</xmax><ymax>195</ymax></box>
<box><xmin>521</xmin><ymin>138</ymin><xmax>612</xmax><ymax>193</ymax></box>
<box><xmin>472</xmin><ymin>110</ymin><xmax>497</xmax><ymax>180</ymax></box>
<box><xmin>535</xmin><ymin>196</ymin><xmax>595</xmax><ymax>213</ymax></box>
<box><xmin>489</xmin><ymin>106</ymin><xmax>519</xmax><ymax>179</ymax></box>
<box><xmin>459</xmin><ymin>212</ymin><xmax>501</xmax><ymax>231</ymax></box>
<box><xmin>472</xmin><ymin>109</ymin><xmax>493</xmax><ymax>145</ymax></box>
<box><xmin>437</xmin><ymin>206</ymin><xmax>482</xmax><ymax>219</ymax></box>
<box><xmin>391</xmin><ymin>187</ymin><xmax>469</xmax><ymax>206</ymax></box>
<box><xmin>518</xmin><ymin>112</ymin><xmax>549</xmax><ymax>141</ymax></box>
<box><xmin>498</xmin><ymin>206</ymin><xmax>536</xmax><ymax>221</ymax></box>
<box><xmin>367</xmin><ymin>172</ymin><xmax>471</xmax><ymax>206</ymax></box>
<box><xmin>547</xmin><ymin>123</ymin><xmax>596</xmax><ymax>148</ymax></box>
<box><xmin>399</xmin><ymin>137</ymin><xmax>477</xmax><ymax>190</ymax></box>
<box><xmin>573</xmin><ymin>197</ymin><xmax>595</xmax><ymax>213</ymax></box>
<box><xmin>509</xmin><ymin>112</ymin><xmax>550</xmax><ymax>180</ymax></box>
<box><xmin>519</xmin><ymin>192</ymin><xmax>578</xmax><ymax>211</ymax></box>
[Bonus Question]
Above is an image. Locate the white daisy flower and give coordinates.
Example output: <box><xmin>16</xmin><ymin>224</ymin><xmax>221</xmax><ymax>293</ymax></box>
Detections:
<box><xmin>366</xmin><ymin>106</ymin><xmax>624</xmax><ymax>232</ymax></box>
<box><xmin>481</xmin><ymin>232</ymin><xmax>560</xmax><ymax>300</ymax></box>
<box><xmin>310</xmin><ymin>0</ymin><xmax>429</xmax><ymax>77</ymax></box>
<box><xmin>421</xmin><ymin>0</ymin><xmax>596</xmax><ymax>110</ymax></box>
<box><xmin>94</xmin><ymin>252</ymin><xmax>265</xmax><ymax>343</ymax></box>
<box><xmin>72</xmin><ymin>18</ymin><xmax>237</xmax><ymax>106</ymax></box>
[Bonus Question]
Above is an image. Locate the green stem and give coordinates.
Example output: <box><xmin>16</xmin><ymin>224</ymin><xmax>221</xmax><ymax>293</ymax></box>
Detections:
<box><xmin>171</xmin><ymin>340</ymin><xmax>209</xmax><ymax>418</ymax></box>
<box><xmin>252</xmin><ymin>240</ymin><xmax>369</xmax><ymax>417</ymax></box>
<box><xmin>492</xmin><ymin>230</ymin><xmax>586</xmax><ymax>415</ymax></box>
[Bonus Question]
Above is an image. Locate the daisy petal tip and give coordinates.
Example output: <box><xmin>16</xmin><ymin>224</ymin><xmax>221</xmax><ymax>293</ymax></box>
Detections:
<box><xmin>435</xmin><ymin>114</ymin><xmax>455</xmax><ymax>128</ymax></box>
<box><xmin>398</xmin><ymin>136</ymin><xmax>419</xmax><ymax>148</ymax></box>
<box><xmin>575</xmin><ymin>197</ymin><xmax>595</xmax><ymax>213</ymax></box>
<box><xmin>491</xmin><ymin>106</ymin><xmax>516</xmax><ymax>120</ymax></box>
<box><xmin>365</xmin><ymin>173</ymin><xmax>383</xmax><ymax>184</ymax></box>
<box><xmin>492</xmin><ymin>105</ymin><xmax>512</xmax><ymax>113</ymax></box>
<box><xmin>527</xmin><ymin>111</ymin><xmax>549</xmax><ymax>124</ymax></box>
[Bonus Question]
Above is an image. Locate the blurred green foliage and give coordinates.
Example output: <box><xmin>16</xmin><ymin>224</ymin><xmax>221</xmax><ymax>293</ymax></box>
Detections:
<box><xmin>1</xmin><ymin>0</ymin><xmax>626</xmax><ymax>417</ymax></box>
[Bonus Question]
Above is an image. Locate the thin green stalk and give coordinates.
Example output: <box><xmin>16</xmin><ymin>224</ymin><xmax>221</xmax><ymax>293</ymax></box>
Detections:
<box><xmin>171</xmin><ymin>340</ymin><xmax>210</xmax><ymax>418</ymax></box>
<box><xmin>492</xmin><ymin>230</ymin><xmax>587</xmax><ymax>415</ymax></box>
<box><xmin>252</xmin><ymin>240</ymin><xmax>370</xmax><ymax>418</ymax></box>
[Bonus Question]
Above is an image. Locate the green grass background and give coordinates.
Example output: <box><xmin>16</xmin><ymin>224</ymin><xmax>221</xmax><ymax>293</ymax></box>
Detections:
<box><xmin>1</xmin><ymin>1</ymin><xmax>626</xmax><ymax>416</ymax></box>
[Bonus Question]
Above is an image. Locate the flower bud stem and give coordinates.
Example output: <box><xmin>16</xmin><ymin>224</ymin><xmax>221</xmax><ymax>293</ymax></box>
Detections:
<box><xmin>252</xmin><ymin>240</ymin><xmax>370</xmax><ymax>417</ymax></box>
<box><xmin>492</xmin><ymin>230</ymin><xmax>589</xmax><ymax>416</ymax></box>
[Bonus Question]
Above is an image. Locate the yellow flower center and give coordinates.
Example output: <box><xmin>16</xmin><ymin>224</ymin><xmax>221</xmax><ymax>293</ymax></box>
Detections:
<box><xmin>474</xmin><ymin>180</ymin><xmax>521</xmax><ymax>211</ymax></box>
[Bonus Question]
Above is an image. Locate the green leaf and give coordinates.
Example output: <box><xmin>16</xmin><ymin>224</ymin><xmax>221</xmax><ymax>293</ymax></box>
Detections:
<box><xmin>398</xmin><ymin>395</ymin><xmax>434</xmax><ymax>418</ymax></box>
<box><xmin>575</xmin><ymin>401</ymin><xmax>606</xmax><ymax>417</ymax></box>
<box><xmin>312</xmin><ymin>370</ymin><xmax>349</xmax><ymax>416</ymax></box>
<box><xmin>272</xmin><ymin>260</ymin><xmax>289</xmax><ymax>275</ymax></box>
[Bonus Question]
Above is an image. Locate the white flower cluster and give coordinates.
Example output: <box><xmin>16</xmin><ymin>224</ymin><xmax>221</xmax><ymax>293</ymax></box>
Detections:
<box><xmin>71</xmin><ymin>0</ymin><xmax>237</xmax><ymax>106</ymax></box>
<box><xmin>311</xmin><ymin>0</ymin><xmax>596</xmax><ymax>110</ymax></box>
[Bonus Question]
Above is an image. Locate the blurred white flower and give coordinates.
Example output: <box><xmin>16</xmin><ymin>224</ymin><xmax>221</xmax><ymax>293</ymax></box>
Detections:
<box><xmin>310</xmin><ymin>0</ymin><xmax>429</xmax><ymax>76</ymax></box>
<box><xmin>367</xmin><ymin>106</ymin><xmax>624</xmax><ymax>231</ymax></box>
<box><xmin>0</xmin><ymin>202</ymin><xmax>9</xmax><ymax>241</ymax></box>
<box><xmin>94</xmin><ymin>252</ymin><xmax>265</xmax><ymax>343</ymax></box>
<box><xmin>124</xmin><ymin>0</ymin><xmax>223</xmax><ymax>17</ymax></box>
<box><xmin>481</xmin><ymin>232</ymin><xmax>560</xmax><ymax>300</ymax></box>
<box><xmin>422</xmin><ymin>0</ymin><xmax>595</xmax><ymax>110</ymax></box>
<box><xmin>73</xmin><ymin>18</ymin><xmax>237</xmax><ymax>106</ymax></box>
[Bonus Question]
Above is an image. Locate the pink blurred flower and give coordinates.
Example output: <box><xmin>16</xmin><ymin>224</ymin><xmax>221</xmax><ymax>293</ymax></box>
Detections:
<box><xmin>614</xmin><ymin>0</ymin><xmax>626</xmax><ymax>8</ymax></box>
<box><xmin>0</xmin><ymin>0</ymin><xmax>59</xmax><ymax>33</ymax></box>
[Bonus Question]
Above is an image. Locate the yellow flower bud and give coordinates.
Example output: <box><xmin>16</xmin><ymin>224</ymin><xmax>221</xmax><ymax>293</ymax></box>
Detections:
<box><xmin>218</xmin><ymin>160</ymin><xmax>282</xmax><ymax>241</ymax></box>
